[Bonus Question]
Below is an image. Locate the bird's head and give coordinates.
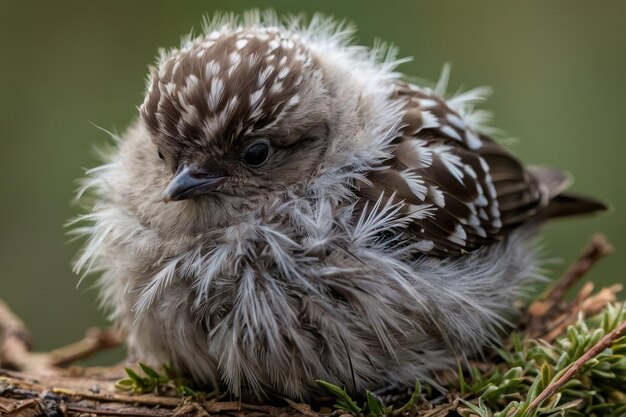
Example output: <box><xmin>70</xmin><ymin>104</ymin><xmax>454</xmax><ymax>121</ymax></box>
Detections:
<box><xmin>120</xmin><ymin>20</ymin><xmax>401</xmax><ymax>232</ymax></box>
<box><xmin>139</xmin><ymin>28</ymin><xmax>334</xmax><ymax>207</ymax></box>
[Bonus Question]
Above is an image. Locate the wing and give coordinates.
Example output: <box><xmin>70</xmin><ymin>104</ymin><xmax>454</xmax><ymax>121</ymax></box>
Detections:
<box><xmin>357</xmin><ymin>82</ymin><xmax>599</xmax><ymax>257</ymax></box>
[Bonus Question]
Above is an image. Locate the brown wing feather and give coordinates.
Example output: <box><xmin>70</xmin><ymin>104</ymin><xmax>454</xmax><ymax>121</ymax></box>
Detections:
<box><xmin>356</xmin><ymin>82</ymin><xmax>603</xmax><ymax>257</ymax></box>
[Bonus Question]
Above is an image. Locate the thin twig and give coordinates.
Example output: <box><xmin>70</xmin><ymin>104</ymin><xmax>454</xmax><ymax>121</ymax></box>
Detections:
<box><xmin>541</xmin><ymin>283</ymin><xmax>622</xmax><ymax>342</ymax></box>
<box><xmin>580</xmin><ymin>284</ymin><xmax>623</xmax><ymax>315</ymax></box>
<box><xmin>0</xmin><ymin>299</ymin><xmax>50</xmax><ymax>373</ymax></box>
<box><xmin>48</xmin><ymin>326</ymin><xmax>122</xmax><ymax>367</ymax></box>
<box><xmin>284</xmin><ymin>398</ymin><xmax>324</xmax><ymax>417</ymax></box>
<box><xmin>0</xmin><ymin>299</ymin><xmax>44</xmax><ymax>372</ymax></box>
<box><xmin>527</xmin><ymin>318</ymin><xmax>626</xmax><ymax>413</ymax></box>
<box><xmin>66</xmin><ymin>405</ymin><xmax>169</xmax><ymax>416</ymax></box>
<box><xmin>0</xmin><ymin>298</ymin><xmax>121</xmax><ymax>372</ymax></box>
<box><xmin>50</xmin><ymin>387</ymin><xmax>183</xmax><ymax>407</ymax></box>
<box><xmin>523</xmin><ymin>234</ymin><xmax>615</xmax><ymax>341</ymax></box>
<box><xmin>529</xmin><ymin>234</ymin><xmax>613</xmax><ymax>318</ymax></box>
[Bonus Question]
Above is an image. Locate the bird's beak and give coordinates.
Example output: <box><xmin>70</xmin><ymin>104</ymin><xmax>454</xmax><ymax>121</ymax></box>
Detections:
<box><xmin>163</xmin><ymin>164</ymin><xmax>227</xmax><ymax>203</ymax></box>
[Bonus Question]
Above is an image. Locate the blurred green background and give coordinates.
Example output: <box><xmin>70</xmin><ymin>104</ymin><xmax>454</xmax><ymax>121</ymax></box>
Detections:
<box><xmin>1</xmin><ymin>1</ymin><xmax>624</xmax><ymax>360</ymax></box>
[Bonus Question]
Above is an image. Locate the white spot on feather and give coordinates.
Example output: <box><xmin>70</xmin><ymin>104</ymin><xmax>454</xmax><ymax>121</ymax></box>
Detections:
<box><xmin>440</xmin><ymin>125</ymin><xmax>463</xmax><ymax>142</ymax></box>
<box><xmin>420</xmin><ymin>110</ymin><xmax>440</xmax><ymax>129</ymax></box>
<box><xmin>208</xmin><ymin>78</ymin><xmax>224</xmax><ymax>111</ymax></box>
<box><xmin>414</xmin><ymin>240</ymin><xmax>434</xmax><ymax>252</ymax></box>
<box><xmin>277</xmin><ymin>67</ymin><xmax>289</xmax><ymax>80</ymax></box>
<box><xmin>464</xmin><ymin>165</ymin><xmax>478</xmax><ymax>179</ymax></box>
<box><xmin>287</xmin><ymin>95</ymin><xmax>300</xmax><ymax>107</ymax></box>
<box><xmin>490</xmin><ymin>204</ymin><xmax>501</xmax><ymax>220</ymax></box>
<box><xmin>250</xmin><ymin>89</ymin><xmax>264</xmax><ymax>108</ymax></box>
<box><xmin>204</xmin><ymin>61</ymin><xmax>220</xmax><ymax>79</ymax></box>
<box><xmin>432</xmin><ymin>146</ymin><xmax>465</xmax><ymax>183</ymax></box>
<box><xmin>229</xmin><ymin>51</ymin><xmax>241</xmax><ymax>67</ymax></box>
<box><xmin>406</xmin><ymin>204</ymin><xmax>436</xmax><ymax>220</ymax></box>
<box><xmin>281</xmin><ymin>39</ymin><xmax>295</xmax><ymax>49</ymax></box>
<box><xmin>475</xmin><ymin>195</ymin><xmax>489</xmax><ymax>207</ymax></box>
<box><xmin>468</xmin><ymin>213</ymin><xmax>481</xmax><ymax>227</ymax></box>
<box><xmin>479</xmin><ymin>157</ymin><xmax>490</xmax><ymax>173</ymax></box>
<box><xmin>455</xmin><ymin>224</ymin><xmax>467</xmax><ymax>240</ymax></box>
<box><xmin>207</xmin><ymin>30</ymin><xmax>221</xmax><ymax>40</ymax></box>
<box><xmin>428</xmin><ymin>186</ymin><xmax>446</xmax><ymax>207</ymax></box>
<box><xmin>223</xmin><ymin>95</ymin><xmax>238</xmax><ymax>117</ymax></box>
<box><xmin>446</xmin><ymin>113</ymin><xmax>466</xmax><ymax>130</ymax></box>
<box><xmin>410</xmin><ymin>140</ymin><xmax>433</xmax><ymax>168</ymax></box>
<box><xmin>270</xmin><ymin>82</ymin><xmax>283</xmax><ymax>95</ymax></box>
<box><xmin>473</xmin><ymin>225</ymin><xmax>487</xmax><ymax>238</ymax></box>
<box><xmin>448</xmin><ymin>224</ymin><xmax>467</xmax><ymax>247</ymax></box>
<box><xmin>399</xmin><ymin>170</ymin><xmax>427</xmax><ymax>201</ymax></box>
<box><xmin>485</xmin><ymin>180</ymin><xmax>497</xmax><ymax>199</ymax></box>
<box><xmin>164</xmin><ymin>82</ymin><xmax>177</xmax><ymax>95</ymax></box>
<box><xmin>268</xmin><ymin>39</ymin><xmax>280</xmax><ymax>50</ymax></box>
<box><xmin>186</xmin><ymin>74</ymin><xmax>200</xmax><ymax>87</ymax></box>
<box><xmin>465</xmin><ymin>130</ymin><xmax>482</xmax><ymax>150</ymax></box>
<box><xmin>258</xmin><ymin>65</ymin><xmax>274</xmax><ymax>86</ymax></box>
<box><xmin>418</xmin><ymin>98</ymin><xmax>438</xmax><ymax>109</ymax></box>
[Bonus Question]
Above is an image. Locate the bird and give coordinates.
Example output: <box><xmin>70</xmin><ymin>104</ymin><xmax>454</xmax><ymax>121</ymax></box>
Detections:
<box><xmin>72</xmin><ymin>11</ymin><xmax>606</xmax><ymax>400</ymax></box>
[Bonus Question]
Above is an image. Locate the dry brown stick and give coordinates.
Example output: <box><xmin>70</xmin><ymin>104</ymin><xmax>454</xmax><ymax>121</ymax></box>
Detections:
<box><xmin>527</xmin><ymin>317</ymin><xmax>626</xmax><ymax>413</ymax></box>
<box><xmin>47</xmin><ymin>326</ymin><xmax>122</xmax><ymax>367</ymax></box>
<box><xmin>4</xmin><ymin>399</ymin><xmax>47</xmax><ymax>417</ymax></box>
<box><xmin>529</xmin><ymin>234</ymin><xmax>614</xmax><ymax>318</ymax></box>
<box><xmin>541</xmin><ymin>283</ymin><xmax>623</xmax><ymax>342</ymax></box>
<box><xmin>0</xmin><ymin>299</ymin><xmax>37</xmax><ymax>371</ymax></box>
<box><xmin>66</xmin><ymin>405</ymin><xmax>169</xmax><ymax>416</ymax></box>
<box><xmin>50</xmin><ymin>387</ymin><xmax>183</xmax><ymax>408</ymax></box>
<box><xmin>284</xmin><ymin>398</ymin><xmax>324</xmax><ymax>417</ymax></box>
<box><xmin>41</xmin><ymin>380</ymin><xmax>294</xmax><ymax>413</ymax></box>
<box><xmin>0</xmin><ymin>300</ymin><xmax>30</xmax><ymax>347</ymax></box>
<box><xmin>0</xmin><ymin>299</ymin><xmax>121</xmax><ymax>372</ymax></box>
<box><xmin>580</xmin><ymin>284</ymin><xmax>623</xmax><ymax>315</ymax></box>
<box><xmin>1</xmin><ymin>369</ymin><xmax>313</xmax><ymax>417</ymax></box>
<box><xmin>548</xmin><ymin>234</ymin><xmax>614</xmax><ymax>301</ymax></box>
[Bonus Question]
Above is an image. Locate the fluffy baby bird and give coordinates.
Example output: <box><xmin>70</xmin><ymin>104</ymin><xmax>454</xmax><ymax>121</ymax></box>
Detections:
<box><xmin>74</xmin><ymin>12</ymin><xmax>605</xmax><ymax>399</ymax></box>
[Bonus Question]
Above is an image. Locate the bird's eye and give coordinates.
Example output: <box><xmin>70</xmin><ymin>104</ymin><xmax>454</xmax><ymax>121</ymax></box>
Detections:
<box><xmin>243</xmin><ymin>142</ymin><xmax>269</xmax><ymax>167</ymax></box>
<box><xmin>158</xmin><ymin>150</ymin><xmax>165</xmax><ymax>161</ymax></box>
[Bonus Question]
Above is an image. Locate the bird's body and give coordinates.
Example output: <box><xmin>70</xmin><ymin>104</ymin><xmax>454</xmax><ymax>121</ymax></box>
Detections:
<box><xmin>74</xmin><ymin>12</ymin><xmax>605</xmax><ymax>399</ymax></box>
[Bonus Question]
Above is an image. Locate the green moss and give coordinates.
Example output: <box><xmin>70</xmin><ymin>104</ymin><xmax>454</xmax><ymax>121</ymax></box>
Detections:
<box><xmin>316</xmin><ymin>303</ymin><xmax>626</xmax><ymax>416</ymax></box>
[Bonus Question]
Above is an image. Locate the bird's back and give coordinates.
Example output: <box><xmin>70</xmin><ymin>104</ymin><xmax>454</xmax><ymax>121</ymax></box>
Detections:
<box><xmin>356</xmin><ymin>81</ymin><xmax>605</xmax><ymax>257</ymax></box>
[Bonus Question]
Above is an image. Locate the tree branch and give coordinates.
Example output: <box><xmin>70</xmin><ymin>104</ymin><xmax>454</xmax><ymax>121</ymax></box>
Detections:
<box><xmin>529</xmin><ymin>233</ymin><xmax>614</xmax><ymax>319</ymax></box>
<box><xmin>523</xmin><ymin>234</ymin><xmax>618</xmax><ymax>341</ymax></box>
<box><xmin>526</xmin><ymin>318</ymin><xmax>626</xmax><ymax>413</ymax></box>
<box><xmin>0</xmin><ymin>299</ymin><xmax>122</xmax><ymax>373</ymax></box>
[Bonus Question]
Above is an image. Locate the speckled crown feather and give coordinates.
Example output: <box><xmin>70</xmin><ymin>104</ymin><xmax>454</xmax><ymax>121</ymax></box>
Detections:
<box><xmin>140</xmin><ymin>28</ymin><xmax>313</xmax><ymax>148</ymax></box>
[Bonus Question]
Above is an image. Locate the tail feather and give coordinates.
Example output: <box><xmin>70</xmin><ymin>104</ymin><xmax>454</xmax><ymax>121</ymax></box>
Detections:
<box><xmin>528</xmin><ymin>166</ymin><xmax>607</xmax><ymax>220</ymax></box>
<box><xmin>540</xmin><ymin>192</ymin><xmax>608</xmax><ymax>220</ymax></box>
<box><xmin>528</xmin><ymin>166</ymin><xmax>571</xmax><ymax>199</ymax></box>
